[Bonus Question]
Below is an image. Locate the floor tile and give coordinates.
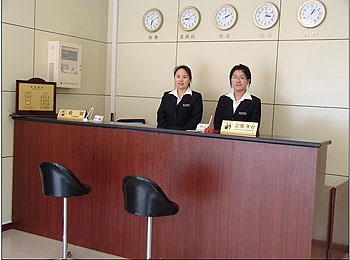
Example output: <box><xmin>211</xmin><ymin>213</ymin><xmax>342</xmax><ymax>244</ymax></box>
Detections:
<box><xmin>2</xmin><ymin>229</ymin><xmax>124</xmax><ymax>259</ymax></box>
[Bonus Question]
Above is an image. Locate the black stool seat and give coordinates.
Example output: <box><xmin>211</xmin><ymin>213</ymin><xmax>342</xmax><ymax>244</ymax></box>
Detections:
<box><xmin>39</xmin><ymin>161</ymin><xmax>91</xmax><ymax>259</ymax></box>
<box><xmin>122</xmin><ymin>175</ymin><xmax>179</xmax><ymax>259</ymax></box>
<box><xmin>122</xmin><ymin>175</ymin><xmax>179</xmax><ymax>217</ymax></box>
<box><xmin>40</xmin><ymin>161</ymin><xmax>91</xmax><ymax>197</ymax></box>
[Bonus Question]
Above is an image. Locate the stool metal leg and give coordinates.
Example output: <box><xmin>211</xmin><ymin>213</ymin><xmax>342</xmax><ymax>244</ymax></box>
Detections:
<box><xmin>146</xmin><ymin>217</ymin><xmax>152</xmax><ymax>259</ymax></box>
<box><xmin>63</xmin><ymin>197</ymin><xmax>68</xmax><ymax>259</ymax></box>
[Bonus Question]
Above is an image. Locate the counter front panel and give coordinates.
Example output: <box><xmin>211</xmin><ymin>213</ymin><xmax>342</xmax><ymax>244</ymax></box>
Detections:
<box><xmin>12</xmin><ymin>118</ymin><xmax>329</xmax><ymax>259</ymax></box>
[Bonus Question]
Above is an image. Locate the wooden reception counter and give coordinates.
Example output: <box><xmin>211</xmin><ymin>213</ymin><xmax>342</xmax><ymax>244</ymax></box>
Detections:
<box><xmin>11</xmin><ymin>116</ymin><xmax>331</xmax><ymax>259</ymax></box>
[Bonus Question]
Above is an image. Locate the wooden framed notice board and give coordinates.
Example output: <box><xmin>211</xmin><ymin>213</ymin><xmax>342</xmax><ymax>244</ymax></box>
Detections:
<box><xmin>16</xmin><ymin>78</ymin><xmax>56</xmax><ymax>115</ymax></box>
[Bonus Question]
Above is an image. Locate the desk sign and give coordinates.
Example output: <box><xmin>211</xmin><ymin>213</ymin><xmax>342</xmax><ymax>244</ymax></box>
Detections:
<box><xmin>57</xmin><ymin>109</ymin><xmax>86</xmax><ymax>121</ymax></box>
<box><xmin>220</xmin><ymin>120</ymin><xmax>258</xmax><ymax>137</ymax></box>
<box><xmin>16</xmin><ymin>78</ymin><xmax>56</xmax><ymax>115</ymax></box>
<box><xmin>93</xmin><ymin>115</ymin><xmax>104</xmax><ymax>122</ymax></box>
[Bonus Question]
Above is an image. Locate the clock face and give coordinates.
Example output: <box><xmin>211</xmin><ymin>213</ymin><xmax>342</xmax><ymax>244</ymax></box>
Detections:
<box><xmin>253</xmin><ymin>3</ymin><xmax>279</xmax><ymax>29</ymax></box>
<box><xmin>143</xmin><ymin>9</ymin><xmax>163</xmax><ymax>32</ymax></box>
<box><xmin>179</xmin><ymin>6</ymin><xmax>201</xmax><ymax>31</ymax></box>
<box><xmin>215</xmin><ymin>4</ymin><xmax>237</xmax><ymax>30</ymax></box>
<box><xmin>297</xmin><ymin>0</ymin><xmax>326</xmax><ymax>28</ymax></box>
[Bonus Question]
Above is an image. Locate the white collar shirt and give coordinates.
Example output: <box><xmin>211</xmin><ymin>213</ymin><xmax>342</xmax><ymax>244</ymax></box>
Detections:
<box><xmin>170</xmin><ymin>87</ymin><xmax>192</xmax><ymax>104</ymax></box>
<box><xmin>225</xmin><ymin>90</ymin><xmax>252</xmax><ymax>113</ymax></box>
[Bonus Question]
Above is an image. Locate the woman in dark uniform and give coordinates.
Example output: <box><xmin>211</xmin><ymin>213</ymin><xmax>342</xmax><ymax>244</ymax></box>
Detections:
<box><xmin>214</xmin><ymin>64</ymin><xmax>261</xmax><ymax>133</ymax></box>
<box><xmin>157</xmin><ymin>65</ymin><xmax>203</xmax><ymax>130</ymax></box>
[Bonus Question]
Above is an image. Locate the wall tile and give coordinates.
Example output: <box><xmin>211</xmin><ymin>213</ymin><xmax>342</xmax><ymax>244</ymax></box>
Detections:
<box><xmin>116</xmin><ymin>43</ymin><xmax>177</xmax><ymax>97</ymax></box>
<box><xmin>273</xmin><ymin>105</ymin><xmax>348</xmax><ymax>176</ymax></box>
<box><xmin>1</xmin><ymin>92</ymin><xmax>15</xmax><ymax>157</ymax></box>
<box><xmin>35</xmin><ymin>0</ymin><xmax>109</xmax><ymax>42</ymax></box>
<box><xmin>2</xmin><ymin>0</ymin><xmax>35</xmax><ymax>28</ymax></box>
<box><xmin>115</xmin><ymin>96</ymin><xmax>160</xmax><ymax>126</ymax></box>
<box><xmin>117</xmin><ymin>0</ymin><xmax>178</xmax><ymax>42</ymax></box>
<box><xmin>56</xmin><ymin>94</ymin><xmax>106</xmax><ymax>117</ymax></box>
<box><xmin>276</xmin><ymin>40</ymin><xmax>349</xmax><ymax>108</ymax></box>
<box><xmin>1</xmin><ymin>157</ymin><xmax>13</xmax><ymax>223</ymax></box>
<box><xmin>280</xmin><ymin>0</ymin><xmax>349</xmax><ymax>40</ymax></box>
<box><xmin>2</xmin><ymin>24</ymin><xmax>34</xmax><ymax>91</ymax></box>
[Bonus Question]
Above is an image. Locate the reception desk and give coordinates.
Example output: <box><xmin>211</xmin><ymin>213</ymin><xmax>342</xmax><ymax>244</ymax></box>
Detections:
<box><xmin>12</xmin><ymin>116</ymin><xmax>331</xmax><ymax>259</ymax></box>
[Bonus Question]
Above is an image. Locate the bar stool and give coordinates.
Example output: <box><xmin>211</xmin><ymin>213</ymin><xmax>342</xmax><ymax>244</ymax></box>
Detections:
<box><xmin>39</xmin><ymin>161</ymin><xmax>91</xmax><ymax>260</ymax></box>
<box><xmin>122</xmin><ymin>175</ymin><xmax>179</xmax><ymax>259</ymax></box>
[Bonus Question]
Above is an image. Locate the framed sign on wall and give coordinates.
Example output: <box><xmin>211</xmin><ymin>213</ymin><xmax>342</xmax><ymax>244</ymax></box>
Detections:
<box><xmin>16</xmin><ymin>77</ymin><xmax>56</xmax><ymax>115</ymax></box>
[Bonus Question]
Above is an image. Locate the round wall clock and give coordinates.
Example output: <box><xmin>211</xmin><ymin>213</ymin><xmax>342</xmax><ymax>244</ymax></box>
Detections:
<box><xmin>179</xmin><ymin>6</ymin><xmax>201</xmax><ymax>31</ymax></box>
<box><xmin>214</xmin><ymin>4</ymin><xmax>237</xmax><ymax>30</ymax></box>
<box><xmin>297</xmin><ymin>0</ymin><xmax>326</xmax><ymax>28</ymax></box>
<box><xmin>143</xmin><ymin>8</ymin><xmax>163</xmax><ymax>32</ymax></box>
<box><xmin>253</xmin><ymin>2</ymin><xmax>279</xmax><ymax>30</ymax></box>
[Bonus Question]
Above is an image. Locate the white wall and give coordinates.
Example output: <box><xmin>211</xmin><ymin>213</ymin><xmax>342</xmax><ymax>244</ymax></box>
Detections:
<box><xmin>114</xmin><ymin>0</ymin><xmax>349</xmax><ymax>179</ymax></box>
<box><xmin>1</xmin><ymin>0</ymin><xmax>109</xmax><ymax>223</ymax></box>
<box><xmin>2</xmin><ymin>0</ymin><xmax>348</xmax><ymax>245</ymax></box>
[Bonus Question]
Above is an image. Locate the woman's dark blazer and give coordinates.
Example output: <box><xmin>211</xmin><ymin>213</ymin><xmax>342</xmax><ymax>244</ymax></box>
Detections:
<box><xmin>157</xmin><ymin>90</ymin><xmax>203</xmax><ymax>130</ymax></box>
<box><xmin>214</xmin><ymin>94</ymin><xmax>261</xmax><ymax>131</ymax></box>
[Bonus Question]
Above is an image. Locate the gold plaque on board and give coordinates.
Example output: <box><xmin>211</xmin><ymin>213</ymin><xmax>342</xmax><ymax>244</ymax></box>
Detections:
<box><xmin>220</xmin><ymin>120</ymin><xmax>258</xmax><ymax>137</ymax></box>
<box><xmin>57</xmin><ymin>109</ymin><xmax>86</xmax><ymax>121</ymax></box>
<box><xmin>16</xmin><ymin>78</ymin><xmax>56</xmax><ymax>115</ymax></box>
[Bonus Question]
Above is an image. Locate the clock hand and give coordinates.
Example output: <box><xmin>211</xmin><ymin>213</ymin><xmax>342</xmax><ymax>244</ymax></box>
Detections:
<box><xmin>307</xmin><ymin>8</ymin><xmax>316</xmax><ymax>19</ymax></box>
<box><xmin>150</xmin><ymin>17</ymin><xmax>158</xmax><ymax>25</ymax></box>
<box><xmin>184</xmin><ymin>13</ymin><xmax>195</xmax><ymax>20</ymax></box>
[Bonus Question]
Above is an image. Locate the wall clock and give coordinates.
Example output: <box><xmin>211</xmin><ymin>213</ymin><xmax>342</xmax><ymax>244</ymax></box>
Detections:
<box><xmin>179</xmin><ymin>6</ymin><xmax>201</xmax><ymax>31</ymax></box>
<box><xmin>214</xmin><ymin>4</ymin><xmax>237</xmax><ymax>30</ymax></box>
<box><xmin>297</xmin><ymin>0</ymin><xmax>326</xmax><ymax>28</ymax></box>
<box><xmin>253</xmin><ymin>2</ymin><xmax>279</xmax><ymax>30</ymax></box>
<box><xmin>143</xmin><ymin>8</ymin><xmax>163</xmax><ymax>32</ymax></box>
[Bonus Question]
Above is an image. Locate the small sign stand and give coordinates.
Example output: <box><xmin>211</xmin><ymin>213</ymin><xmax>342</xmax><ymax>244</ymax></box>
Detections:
<box><xmin>220</xmin><ymin>120</ymin><xmax>258</xmax><ymax>137</ymax></box>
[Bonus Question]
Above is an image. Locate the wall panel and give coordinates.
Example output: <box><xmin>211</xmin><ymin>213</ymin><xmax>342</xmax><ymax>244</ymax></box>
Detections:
<box><xmin>280</xmin><ymin>0</ymin><xmax>349</xmax><ymax>40</ymax></box>
<box><xmin>2</xmin><ymin>0</ymin><xmax>35</xmax><ymax>27</ymax></box>
<box><xmin>116</xmin><ymin>43</ymin><xmax>177</xmax><ymax>97</ymax></box>
<box><xmin>276</xmin><ymin>40</ymin><xmax>349</xmax><ymax>108</ymax></box>
<box><xmin>117</xmin><ymin>0</ymin><xmax>178</xmax><ymax>42</ymax></box>
<box><xmin>2</xmin><ymin>24</ymin><xmax>34</xmax><ymax>91</ymax></box>
<box><xmin>35</xmin><ymin>0</ymin><xmax>109</xmax><ymax>42</ymax></box>
<box><xmin>274</xmin><ymin>106</ymin><xmax>348</xmax><ymax>176</ymax></box>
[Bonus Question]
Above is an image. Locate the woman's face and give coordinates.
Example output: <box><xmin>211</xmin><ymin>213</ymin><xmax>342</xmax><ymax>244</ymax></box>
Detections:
<box><xmin>174</xmin><ymin>68</ymin><xmax>191</xmax><ymax>91</ymax></box>
<box><xmin>231</xmin><ymin>69</ymin><xmax>249</xmax><ymax>92</ymax></box>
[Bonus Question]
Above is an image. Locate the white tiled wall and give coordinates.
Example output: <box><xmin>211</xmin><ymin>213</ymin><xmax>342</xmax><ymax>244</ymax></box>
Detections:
<box><xmin>1</xmin><ymin>0</ymin><xmax>110</xmax><ymax>223</ymax></box>
<box><xmin>115</xmin><ymin>0</ymin><xmax>349</xmax><ymax>177</ymax></box>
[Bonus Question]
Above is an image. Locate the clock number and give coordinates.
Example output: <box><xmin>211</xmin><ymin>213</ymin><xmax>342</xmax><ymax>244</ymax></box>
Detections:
<box><xmin>143</xmin><ymin>9</ymin><xmax>163</xmax><ymax>32</ymax></box>
<box><xmin>297</xmin><ymin>0</ymin><xmax>326</xmax><ymax>28</ymax></box>
<box><xmin>253</xmin><ymin>3</ymin><xmax>279</xmax><ymax>30</ymax></box>
<box><xmin>215</xmin><ymin>4</ymin><xmax>237</xmax><ymax>30</ymax></box>
<box><xmin>179</xmin><ymin>6</ymin><xmax>201</xmax><ymax>31</ymax></box>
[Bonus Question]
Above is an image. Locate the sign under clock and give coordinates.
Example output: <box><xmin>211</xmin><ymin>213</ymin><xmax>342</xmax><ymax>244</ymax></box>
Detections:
<box><xmin>214</xmin><ymin>4</ymin><xmax>237</xmax><ymax>30</ymax></box>
<box><xmin>179</xmin><ymin>6</ymin><xmax>201</xmax><ymax>31</ymax></box>
<box><xmin>143</xmin><ymin>8</ymin><xmax>163</xmax><ymax>32</ymax></box>
<box><xmin>297</xmin><ymin>0</ymin><xmax>326</xmax><ymax>28</ymax></box>
<box><xmin>253</xmin><ymin>2</ymin><xmax>279</xmax><ymax>30</ymax></box>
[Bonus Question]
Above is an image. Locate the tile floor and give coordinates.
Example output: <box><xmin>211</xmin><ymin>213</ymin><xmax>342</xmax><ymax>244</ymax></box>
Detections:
<box><xmin>2</xmin><ymin>229</ymin><xmax>124</xmax><ymax>259</ymax></box>
<box><xmin>2</xmin><ymin>229</ymin><xmax>348</xmax><ymax>259</ymax></box>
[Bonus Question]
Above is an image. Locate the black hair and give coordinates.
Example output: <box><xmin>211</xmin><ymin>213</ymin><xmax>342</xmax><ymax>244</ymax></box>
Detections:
<box><xmin>229</xmin><ymin>64</ymin><xmax>252</xmax><ymax>86</ymax></box>
<box><xmin>174</xmin><ymin>65</ymin><xmax>192</xmax><ymax>82</ymax></box>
